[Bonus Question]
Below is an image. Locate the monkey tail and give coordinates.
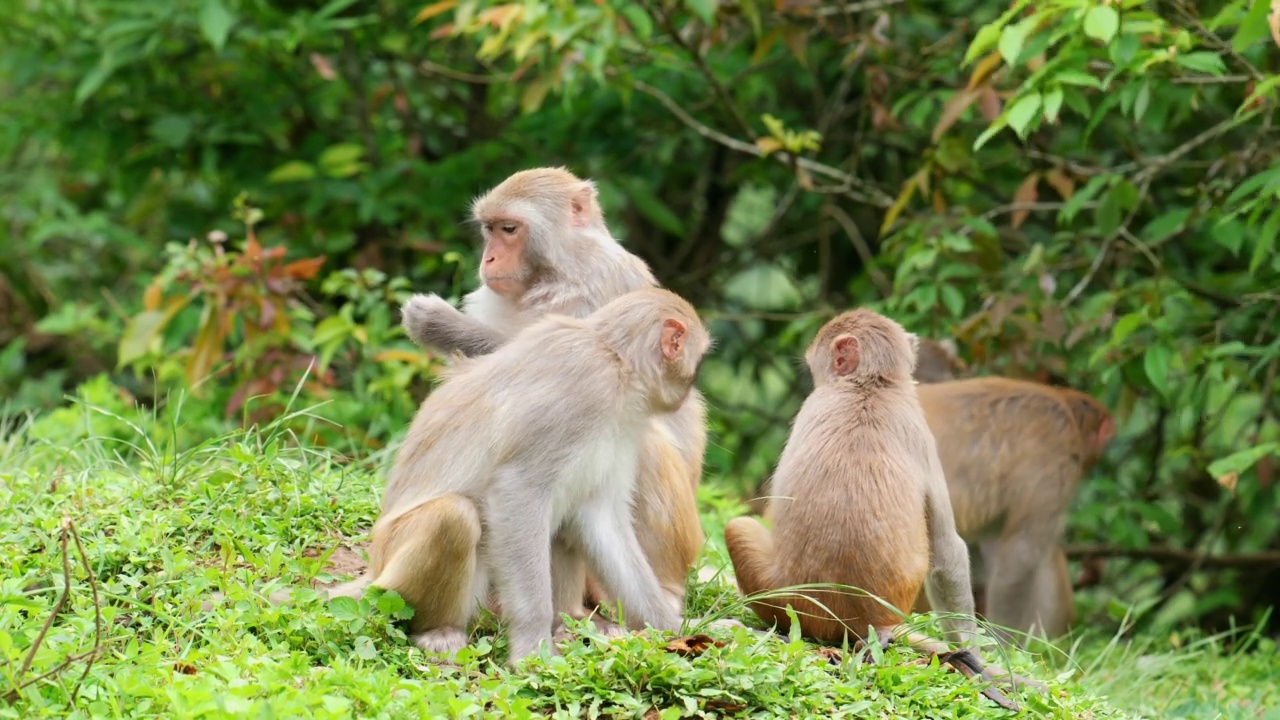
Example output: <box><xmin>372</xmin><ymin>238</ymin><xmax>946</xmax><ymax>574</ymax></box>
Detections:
<box><xmin>895</xmin><ymin>630</ymin><xmax>1025</xmax><ymax>711</ymax></box>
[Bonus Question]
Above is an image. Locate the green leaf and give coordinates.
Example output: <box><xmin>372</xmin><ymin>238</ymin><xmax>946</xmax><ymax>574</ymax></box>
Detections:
<box><xmin>353</xmin><ymin>636</ymin><xmax>377</xmax><ymax>660</ymax></box>
<box><xmin>620</xmin><ymin>4</ymin><xmax>653</xmax><ymax>41</ymax></box>
<box><xmin>149</xmin><ymin>115</ymin><xmax>194</xmax><ymax>148</ymax></box>
<box><xmin>199</xmin><ymin>0</ymin><xmax>236</xmax><ymax>52</ymax></box>
<box><xmin>684</xmin><ymin>0</ymin><xmax>718</xmax><ymax>24</ymax></box>
<box><xmin>118</xmin><ymin>311</ymin><xmax>168</xmax><ymax>367</ymax></box>
<box><xmin>998</xmin><ymin>20</ymin><xmax>1029</xmax><ymax>66</ymax></box>
<box><xmin>1111</xmin><ymin>311</ymin><xmax>1145</xmax><ymax>345</ymax></box>
<box><xmin>328</xmin><ymin>595</ymin><xmax>362</xmax><ymax>620</ymax></box>
<box><xmin>1214</xmin><ymin>218</ymin><xmax>1247</xmax><ymax>255</ymax></box>
<box><xmin>75</xmin><ymin>63</ymin><xmax>116</xmax><ymax>105</ymax></box>
<box><xmin>621</xmin><ymin>178</ymin><xmax>685</xmax><ymax>236</ymax></box>
<box><xmin>1054</xmin><ymin>70</ymin><xmax>1102</xmax><ymax>88</ymax></box>
<box><xmin>1240</xmin><ymin>75</ymin><xmax>1280</xmax><ymax>115</ymax></box>
<box><xmin>1096</xmin><ymin>186</ymin><xmax>1122</xmax><ymax>236</ymax></box>
<box><xmin>1006</xmin><ymin>92</ymin><xmax>1042</xmax><ymax>139</ymax></box>
<box><xmin>940</xmin><ymin>284</ymin><xmax>965</xmax><ymax>317</ymax></box>
<box><xmin>318</xmin><ymin>143</ymin><xmax>367</xmax><ymax>178</ymax></box>
<box><xmin>1144</xmin><ymin>344</ymin><xmax>1173</xmax><ymax>398</ymax></box>
<box><xmin>965</xmin><ymin>24</ymin><xmax>1003</xmax><ymax>65</ymax></box>
<box><xmin>1133</xmin><ymin>80</ymin><xmax>1151</xmax><ymax>122</ymax></box>
<box><xmin>1175</xmin><ymin>51</ymin><xmax>1227</xmax><ymax>75</ymax></box>
<box><xmin>1207</xmin><ymin>443</ymin><xmax>1280</xmax><ymax>479</ymax></box>
<box><xmin>1060</xmin><ymin>174</ymin><xmax>1110</xmax><ymax>224</ymax></box>
<box><xmin>1043</xmin><ymin>86</ymin><xmax>1064</xmax><ymax>123</ymax></box>
<box><xmin>972</xmin><ymin>118</ymin><xmax>1007</xmax><ymax>151</ymax></box>
<box><xmin>267</xmin><ymin>161</ymin><xmax>317</xmax><ymax>183</ymax></box>
<box><xmin>1231</xmin><ymin>0</ymin><xmax>1272</xmax><ymax>52</ymax></box>
<box><xmin>1141</xmin><ymin>208</ymin><xmax>1191</xmax><ymax>243</ymax></box>
<box><xmin>1083</xmin><ymin>5</ymin><xmax>1120</xmax><ymax>44</ymax></box>
<box><xmin>1250</xmin><ymin>207</ymin><xmax>1279</xmax><ymax>274</ymax></box>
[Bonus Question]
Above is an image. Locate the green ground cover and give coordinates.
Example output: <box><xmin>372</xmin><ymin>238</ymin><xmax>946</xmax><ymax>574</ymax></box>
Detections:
<box><xmin>2</xmin><ymin>389</ymin><xmax>1275</xmax><ymax>719</ymax></box>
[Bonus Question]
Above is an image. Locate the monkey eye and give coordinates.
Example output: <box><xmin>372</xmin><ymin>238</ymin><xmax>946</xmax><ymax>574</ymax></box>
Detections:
<box><xmin>500</xmin><ymin>223</ymin><xmax>518</xmax><ymax>234</ymax></box>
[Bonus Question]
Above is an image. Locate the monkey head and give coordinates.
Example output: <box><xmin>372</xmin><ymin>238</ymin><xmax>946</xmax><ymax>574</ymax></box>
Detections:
<box><xmin>470</xmin><ymin>167</ymin><xmax>606</xmax><ymax>299</ymax></box>
<box><xmin>805</xmin><ymin>309</ymin><xmax>917</xmax><ymax>387</ymax></box>
<box><xmin>592</xmin><ymin>288</ymin><xmax>711</xmax><ymax>412</ymax></box>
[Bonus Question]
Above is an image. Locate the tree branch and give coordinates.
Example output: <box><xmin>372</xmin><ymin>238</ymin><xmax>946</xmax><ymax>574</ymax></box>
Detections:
<box><xmin>1066</xmin><ymin>544</ymin><xmax>1280</xmax><ymax>569</ymax></box>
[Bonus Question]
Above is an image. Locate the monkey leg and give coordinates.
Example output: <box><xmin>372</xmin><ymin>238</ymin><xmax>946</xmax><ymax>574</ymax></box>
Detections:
<box><xmin>633</xmin><ymin>427</ymin><xmax>705</xmax><ymax>601</ymax></box>
<box><xmin>369</xmin><ymin>494</ymin><xmax>483</xmax><ymax>656</ymax></box>
<box><xmin>724</xmin><ymin>517</ymin><xmax>789</xmax><ymax>633</ymax></box>
<box><xmin>551</xmin><ymin>535</ymin><xmax>623</xmax><ymax>641</ymax></box>
<box><xmin>983</xmin><ymin>522</ymin><xmax>1063</xmax><ymax>646</ymax></box>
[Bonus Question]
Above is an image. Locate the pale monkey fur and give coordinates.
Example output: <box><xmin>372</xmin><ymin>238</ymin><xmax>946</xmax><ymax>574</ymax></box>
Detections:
<box><xmin>911</xmin><ymin>376</ymin><xmax>1114</xmax><ymax>644</ymax></box>
<box><xmin>725</xmin><ymin>309</ymin><xmax>978</xmax><ymax>647</ymax></box>
<box><xmin>365</xmin><ymin>288</ymin><xmax>709</xmax><ymax>663</ymax></box>
<box><xmin>398</xmin><ymin>167</ymin><xmax>706</xmax><ymax>614</ymax></box>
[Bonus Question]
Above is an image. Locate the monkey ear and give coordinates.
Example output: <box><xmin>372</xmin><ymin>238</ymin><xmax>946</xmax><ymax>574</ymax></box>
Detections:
<box><xmin>570</xmin><ymin>181</ymin><xmax>599</xmax><ymax>228</ymax></box>
<box><xmin>832</xmin><ymin>335</ymin><xmax>859</xmax><ymax>376</ymax></box>
<box><xmin>660</xmin><ymin>318</ymin><xmax>687</xmax><ymax>362</ymax></box>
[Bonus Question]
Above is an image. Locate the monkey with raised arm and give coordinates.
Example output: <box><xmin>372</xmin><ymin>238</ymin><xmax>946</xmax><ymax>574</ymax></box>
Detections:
<box><xmin>362</xmin><ymin>288</ymin><xmax>709</xmax><ymax>664</ymax></box>
<box><xmin>397</xmin><ymin>167</ymin><xmax>706</xmax><ymax>619</ymax></box>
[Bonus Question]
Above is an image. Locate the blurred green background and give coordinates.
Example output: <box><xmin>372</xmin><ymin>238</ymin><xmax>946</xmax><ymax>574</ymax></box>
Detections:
<box><xmin>1</xmin><ymin>0</ymin><xmax>1278</xmax><ymax>642</ymax></box>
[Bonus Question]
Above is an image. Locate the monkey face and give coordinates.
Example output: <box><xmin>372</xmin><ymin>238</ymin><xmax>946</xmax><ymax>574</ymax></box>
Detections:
<box><xmin>478</xmin><ymin>218</ymin><xmax>530</xmax><ymax>296</ymax></box>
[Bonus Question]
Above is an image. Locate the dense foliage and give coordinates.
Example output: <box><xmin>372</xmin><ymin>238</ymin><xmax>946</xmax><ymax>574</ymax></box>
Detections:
<box><xmin>2</xmin><ymin>0</ymin><xmax>1279</xmax><ymax>712</ymax></box>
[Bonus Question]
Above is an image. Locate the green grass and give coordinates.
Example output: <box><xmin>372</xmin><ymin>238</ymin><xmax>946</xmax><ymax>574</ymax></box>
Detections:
<box><xmin>1</xmin><ymin>394</ymin><xmax>1275</xmax><ymax>719</ymax></box>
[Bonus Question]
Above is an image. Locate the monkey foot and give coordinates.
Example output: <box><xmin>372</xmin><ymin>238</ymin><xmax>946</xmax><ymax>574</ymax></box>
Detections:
<box><xmin>854</xmin><ymin>627</ymin><xmax>897</xmax><ymax>664</ymax></box>
<box><xmin>936</xmin><ymin>649</ymin><xmax>1026</xmax><ymax>712</ymax></box>
<box><xmin>552</xmin><ymin>616</ymin><xmax>626</xmax><ymax>644</ymax></box>
<box><xmin>412</xmin><ymin>627</ymin><xmax>468</xmax><ymax>662</ymax></box>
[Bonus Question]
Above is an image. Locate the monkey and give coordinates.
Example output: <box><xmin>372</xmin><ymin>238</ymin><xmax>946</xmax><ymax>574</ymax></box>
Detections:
<box><xmin>909</xmin><ymin>377</ymin><xmax>1115</xmax><ymax>644</ymax></box>
<box><xmin>723</xmin><ymin>311</ymin><xmax>1042</xmax><ymax>709</ymax></box>
<box><xmin>397</xmin><ymin>167</ymin><xmax>706</xmax><ymax>619</ymax></box>
<box><xmin>347</xmin><ymin>287</ymin><xmax>710</xmax><ymax>664</ymax></box>
<box><xmin>913</xmin><ymin>337</ymin><xmax>965</xmax><ymax>383</ymax></box>
<box><xmin>724</xmin><ymin>309</ymin><xmax>976</xmax><ymax>647</ymax></box>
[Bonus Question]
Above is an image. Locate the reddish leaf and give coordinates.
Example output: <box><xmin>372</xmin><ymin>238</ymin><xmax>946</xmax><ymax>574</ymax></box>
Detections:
<box><xmin>933</xmin><ymin>89</ymin><xmax>978</xmax><ymax>142</ymax></box>
<box><xmin>429</xmin><ymin>22</ymin><xmax>455</xmax><ymax>39</ymax></box>
<box><xmin>965</xmin><ymin>52</ymin><xmax>1004</xmax><ymax>90</ymax></box>
<box><xmin>977</xmin><ymin>86</ymin><xmax>1003</xmax><ymax>120</ymax></box>
<box><xmin>1044</xmin><ymin>168</ymin><xmax>1076</xmax><ymax>200</ymax></box>
<box><xmin>413</xmin><ymin>0</ymin><xmax>457</xmax><ymax>24</ymax></box>
<box><xmin>309</xmin><ymin>53</ymin><xmax>337</xmax><ymax>81</ymax></box>
<box><xmin>283</xmin><ymin>255</ymin><xmax>327</xmax><ymax>280</ymax></box>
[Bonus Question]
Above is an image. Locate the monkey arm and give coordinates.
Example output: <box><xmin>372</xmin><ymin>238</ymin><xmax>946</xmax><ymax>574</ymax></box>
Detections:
<box><xmin>574</xmin><ymin>492</ymin><xmax>683</xmax><ymax>633</ymax></box>
<box><xmin>921</xmin><ymin>474</ymin><xmax>980</xmax><ymax>646</ymax></box>
<box><xmin>401</xmin><ymin>293</ymin><xmax>507</xmax><ymax>357</ymax></box>
<box><xmin>484</xmin><ymin>468</ymin><xmax>556</xmax><ymax>663</ymax></box>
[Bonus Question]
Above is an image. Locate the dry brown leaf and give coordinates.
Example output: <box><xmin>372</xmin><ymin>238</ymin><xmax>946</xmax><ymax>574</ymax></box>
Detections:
<box><xmin>1216</xmin><ymin>471</ymin><xmax>1239</xmax><ymax>493</ymax></box>
<box><xmin>933</xmin><ymin>89</ymin><xmax>978</xmax><ymax>142</ymax></box>
<box><xmin>815</xmin><ymin>646</ymin><xmax>843</xmax><ymax>665</ymax></box>
<box><xmin>413</xmin><ymin>0</ymin><xmax>457</xmax><ymax>25</ymax></box>
<box><xmin>663</xmin><ymin>634</ymin><xmax>726</xmax><ymax>658</ymax></box>
<box><xmin>1044</xmin><ymin>167</ymin><xmax>1076</xmax><ymax>200</ymax></box>
<box><xmin>1011</xmin><ymin>172</ymin><xmax>1041</xmax><ymax>229</ymax></box>
<box><xmin>309</xmin><ymin>53</ymin><xmax>337</xmax><ymax>81</ymax></box>
<box><xmin>966</xmin><ymin>52</ymin><xmax>1004</xmax><ymax>90</ymax></box>
<box><xmin>977</xmin><ymin>86</ymin><xmax>1003</xmax><ymax>121</ymax></box>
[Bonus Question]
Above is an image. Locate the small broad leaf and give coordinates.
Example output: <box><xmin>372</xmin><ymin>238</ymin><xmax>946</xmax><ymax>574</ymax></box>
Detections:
<box><xmin>353</xmin><ymin>636</ymin><xmax>377</xmax><ymax>660</ymax></box>
<box><xmin>998</xmin><ymin>21</ymin><xmax>1029</xmax><ymax>66</ymax></box>
<box><xmin>328</xmin><ymin>595</ymin><xmax>362</xmax><ymax>621</ymax></box>
<box><xmin>1141</xmin><ymin>208</ymin><xmax>1191</xmax><ymax>244</ymax></box>
<box><xmin>964</xmin><ymin>23</ymin><xmax>1003</xmax><ymax>65</ymax></box>
<box><xmin>199</xmin><ymin>0</ymin><xmax>236</xmax><ymax>52</ymax></box>
<box><xmin>75</xmin><ymin>63</ymin><xmax>115</xmax><ymax>105</ymax></box>
<box><xmin>1083</xmin><ymin>5</ymin><xmax>1120</xmax><ymax>44</ymax></box>
<box><xmin>1011</xmin><ymin>172</ymin><xmax>1040</xmax><ymax>229</ymax></box>
<box><xmin>972</xmin><ymin>118</ymin><xmax>1008</xmax><ymax>151</ymax></box>
<box><xmin>1143</xmin><ymin>344</ymin><xmax>1173</xmax><ymax>398</ymax></box>
<box><xmin>1043</xmin><ymin>86</ymin><xmax>1064</xmax><ymax>123</ymax></box>
<box><xmin>620</xmin><ymin>4</ymin><xmax>653</xmax><ymax>41</ymax></box>
<box><xmin>1054</xmin><ymin>70</ymin><xmax>1102</xmax><ymax>88</ymax></box>
<box><xmin>1250</xmin><ymin>206</ymin><xmax>1279</xmax><ymax>274</ymax></box>
<box><xmin>1111</xmin><ymin>311</ymin><xmax>1145</xmax><ymax>345</ymax></box>
<box><xmin>1006</xmin><ymin>92</ymin><xmax>1042</xmax><ymax>139</ymax></box>
<box><xmin>1175</xmin><ymin>51</ymin><xmax>1227</xmax><ymax>75</ymax></box>
<box><xmin>1207</xmin><ymin>443</ymin><xmax>1280</xmax><ymax>479</ymax></box>
<box><xmin>684</xmin><ymin>0</ymin><xmax>718</xmax><ymax>24</ymax></box>
<box><xmin>267</xmin><ymin>161</ymin><xmax>317</xmax><ymax>183</ymax></box>
<box><xmin>1232</xmin><ymin>0</ymin><xmax>1272</xmax><ymax>51</ymax></box>
<box><xmin>932</xmin><ymin>89</ymin><xmax>978</xmax><ymax>142</ymax></box>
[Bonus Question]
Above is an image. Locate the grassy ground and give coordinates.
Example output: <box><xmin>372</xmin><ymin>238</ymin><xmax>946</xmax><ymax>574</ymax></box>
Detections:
<box><xmin>1</xmin><ymin>395</ymin><xmax>1276</xmax><ymax>719</ymax></box>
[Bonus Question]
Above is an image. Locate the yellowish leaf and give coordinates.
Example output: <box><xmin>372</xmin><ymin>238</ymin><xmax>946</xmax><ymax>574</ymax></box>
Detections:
<box><xmin>965</xmin><ymin>52</ymin><xmax>1004</xmax><ymax>90</ymax></box>
<box><xmin>143</xmin><ymin>281</ymin><xmax>162</xmax><ymax>312</ymax></box>
<box><xmin>1216</xmin><ymin>471</ymin><xmax>1238</xmax><ymax>493</ymax></box>
<box><xmin>755</xmin><ymin>136</ymin><xmax>784</xmax><ymax>156</ymax></box>
<box><xmin>1270</xmin><ymin>0</ymin><xmax>1280</xmax><ymax>48</ymax></box>
<box><xmin>413</xmin><ymin>0</ymin><xmax>457</xmax><ymax>24</ymax></box>
<box><xmin>372</xmin><ymin>349</ymin><xmax>432</xmax><ymax>365</ymax></box>
<box><xmin>880</xmin><ymin>169</ymin><xmax>925</xmax><ymax>237</ymax></box>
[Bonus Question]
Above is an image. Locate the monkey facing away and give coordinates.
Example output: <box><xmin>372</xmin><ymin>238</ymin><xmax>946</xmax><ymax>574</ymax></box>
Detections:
<box><xmin>356</xmin><ymin>288</ymin><xmax>710</xmax><ymax>664</ymax></box>
<box><xmin>724</xmin><ymin>309</ymin><xmax>978</xmax><ymax>647</ymax></box>
<box><xmin>398</xmin><ymin>167</ymin><xmax>706</xmax><ymax>616</ymax></box>
<box><xmin>911</xmin><ymin>377</ymin><xmax>1114</xmax><ymax>644</ymax></box>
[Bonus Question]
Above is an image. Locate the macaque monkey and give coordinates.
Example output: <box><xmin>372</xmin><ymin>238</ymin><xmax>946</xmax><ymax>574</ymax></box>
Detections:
<box><xmin>399</xmin><ymin>167</ymin><xmax>706</xmax><ymax>616</ymax></box>
<box><xmin>913</xmin><ymin>337</ymin><xmax>965</xmax><ymax>383</ymax></box>
<box><xmin>725</xmin><ymin>309</ymin><xmax>978</xmax><ymax>647</ymax></box>
<box><xmin>911</xmin><ymin>378</ymin><xmax>1114</xmax><ymax>644</ymax></box>
<box><xmin>351</xmin><ymin>288</ymin><xmax>709</xmax><ymax>664</ymax></box>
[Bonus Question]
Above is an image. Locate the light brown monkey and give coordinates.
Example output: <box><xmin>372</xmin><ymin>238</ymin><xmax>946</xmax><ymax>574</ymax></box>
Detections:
<box><xmin>399</xmin><ymin>167</ymin><xmax>705</xmax><ymax>617</ymax></box>
<box><xmin>341</xmin><ymin>288</ymin><xmax>709</xmax><ymax>664</ymax></box>
<box><xmin>913</xmin><ymin>337</ymin><xmax>965</xmax><ymax>383</ymax></box>
<box><xmin>725</xmin><ymin>309</ymin><xmax>978</xmax><ymax>647</ymax></box>
<box><xmin>911</xmin><ymin>377</ymin><xmax>1114</xmax><ymax>644</ymax></box>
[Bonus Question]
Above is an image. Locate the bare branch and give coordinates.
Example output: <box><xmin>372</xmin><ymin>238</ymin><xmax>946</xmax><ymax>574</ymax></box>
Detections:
<box><xmin>824</xmin><ymin>204</ymin><xmax>893</xmax><ymax>296</ymax></box>
<box><xmin>813</xmin><ymin>0</ymin><xmax>908</xmax><ymax>16</ymax></box>
<box><xmin>1066</xmin><ymin>544</ymin><xmax>1280</xmax><ymax>569</ymax></box>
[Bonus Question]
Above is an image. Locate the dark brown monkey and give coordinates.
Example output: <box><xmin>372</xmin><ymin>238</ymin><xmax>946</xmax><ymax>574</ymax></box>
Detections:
<box><xmin>911</xmin><ymin>378</ymin><xmax>1114</xmax><ymax>644</ymax></box>
<box><xmin>913</xmin><ymin>337</ymin><xmax>965</xmax><ymax>383</ymax></box>
<box><xmin>398</xmin><ymin>167</ymin><xmax>705</xmax><ymax>619</ymax></box>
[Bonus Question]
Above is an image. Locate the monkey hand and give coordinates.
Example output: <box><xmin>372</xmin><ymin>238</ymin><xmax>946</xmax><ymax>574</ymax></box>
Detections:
<box><xmin>401</xmin><ymin>294</ymin><xmax>459</xmax><ymax>347</ymax></box>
